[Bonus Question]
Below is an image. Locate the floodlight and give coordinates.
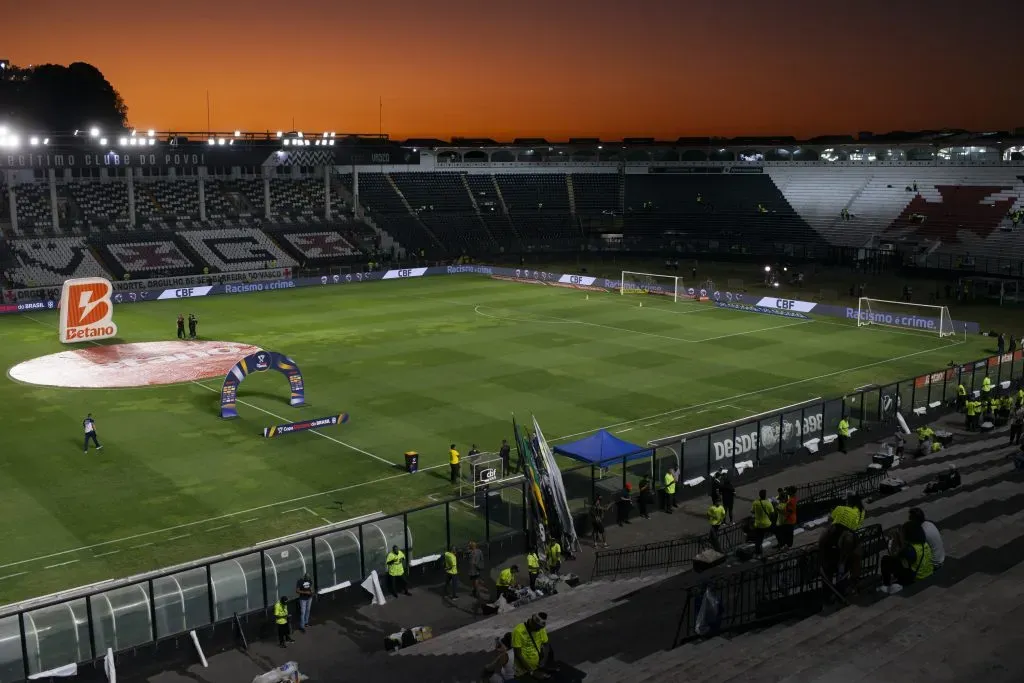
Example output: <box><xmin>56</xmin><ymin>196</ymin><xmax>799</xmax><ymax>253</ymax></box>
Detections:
<box><xmin>322</xmin><ymin>132</ymin><xmax>328</xmax><ymax>138</ymax></box>
<box><xmin>99</xmin><ymin>137</ymin><xmax>107</xmax><ymax>145</ymax></box>
<box><xmin>315</xmin><ymin>140</ymin><xmax>321</xmax><ymax>146</ymax></box>
<box><xmin>119</xmin><ymin>137</ymin><xmax>128</xmax><ymax>146</ymax></box>
<box><xmin>217</xmin><ymin>138</ymin><xmax>226</xmax><ymax>146</ymax></box>
<box><xmin>330</xmin><ymin>132</ymin><xmax>336</xmax><ymax>138</ymax></box>
<box><xmin>328</xmin><ymin>140</ymin><xmax>334</xmax><ymax>146</ymax></box>
<box><xmin>0</xmin><ymin>125</ymin><xmax>7</xmax><ymax>135</ymax></box>
<box><xmin>276</xmin><ymin>131</ymin><xmax>283</xmax><ymax>138</ymax></box>
<box><xmin>208</xmin><ymin>138</ymin><xmax>215</xmax><ymax>145</ymax></box>
<box><xmin>43</xmin><ymin>138</ymin><xmax>49</xmax><ymax>145</ymax></box>
<box><xmin>89</xmin><ymin>127</ymin><xmax>100</xmax><ymax>138</ymax></box>
<box><xmin>764</xmin><ymin>265</ymin><xmax>771</xmax><ymax>272</ymax></box>
<box><xmin>773</xmin><ymin>282</ymin><xmax>780</xmax><ymax>288</ymax></box>
<box><xmin>229</xmin><ymin>140</ymin><xmax>234</xmax><ymax>145</ymax></box>
<box><xmin>129</xmin><ymin>138</ymin><xmax>138</xmax><ymax>146</ymax></box>
<box><xmin>148</xmin><ymin>138</ymin><xmax>155</xmax><ymax>146</ymax></box>
<box><xmin>29</xmin><ymin>137</ymin><xmax>39</xmax><ymax>146</ymax></box>
<box><xmin>147</xmin><ymin>129</ymin><xmax>155</xmax><ymax>137</ymax></box>
<box><xmin>304</xmin><ymin>140</ymin><xmax>310</xmax><ymax>146</ymax></box>
<box><xmin>283</xmin><ymin>139</ymin><xmax>290</xmax><ymax>146</ymax></box>
<box><xmin>297</xmin><ymin>131</ymin><xmax>304</xmax><ymax>138</ymax></box>
<box><xmin>130</xmin><ymin>129</ymin><xmax>136</xmax><ymax>136</ymax></box>
<box><xmin>234</xmin><ymin>130</ymin><xmax>241</xmax><ymax>137</ymax></box>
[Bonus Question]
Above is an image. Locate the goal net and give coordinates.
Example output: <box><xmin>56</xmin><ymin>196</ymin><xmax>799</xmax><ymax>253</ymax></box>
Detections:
<box><xmin>620</xmin><ymin>271</ymin><xmax>683</xmax><ymax>302</ymax></box>
<box><xmin>856</xmin><ymin>298</ymin><xmax>958</xmax><ymax>338</ymax></box>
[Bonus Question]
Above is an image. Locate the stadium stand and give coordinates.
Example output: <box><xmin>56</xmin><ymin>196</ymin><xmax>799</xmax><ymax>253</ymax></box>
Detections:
<box><xmin>96</xmin><ymin>238</ymin><xmax>196</xmax><ymax>280</ymax></box>
<box><xmin>496</xmin><ymin>173</ymin><xmax>578</xmax><ymax>247</ymax></box>
<box><xmin>12</xmin><ymin>183</ymin><xmax>53</xmax><ymax>233</ymax></box>
<box><xmin>277</xmin><ymin>229</ymin><xmax>360</xmax><ymax>263</ymax></box>
<box><xmin>135</xmin><ymin>180</ymin><xmax>200</xmax><ymax>224</ymax></box>
<box><xmin>178</xmin><ymin>228</ymin><xmax>296</xmax><ymax>271</ymax></box>
<box><xmin>62</xmin><ymin>181</ymin><xmax>130</xmax><ymax>231</ymax></box>
<box><xmin>344</xmin><ymin>173</ymin><xmax>440</xmax><ymax>255</ymax></box>
<box><xmin>572</xmin><ymin>172</ymin><xmax>621</xmax><ymax>215</ymax></box>
<box><xmin>8</xmin><ymin>237</ymin><xmax>109</xmax><ymax>286</ymax></box>
<box><xmin>464</xmin><ymin>173</ymin><xmax>521</xmax><ymax>249</ymax></box>
<box><xmin>204</xmin><ymin>179</ymin><xmax>249</xmax><ymax>220</ymax></box>
<box><xmin>269</xmin><ymin>177</ymin><xmax>321</xmax><ymax>222</ymax></box>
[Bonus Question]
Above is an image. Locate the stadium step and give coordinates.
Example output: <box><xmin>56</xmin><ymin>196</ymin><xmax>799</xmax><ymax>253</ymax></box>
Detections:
<box><xmin>397</xmin><ymin>570</ymin><xmax>681</xmax><ymax>657</ymax></box>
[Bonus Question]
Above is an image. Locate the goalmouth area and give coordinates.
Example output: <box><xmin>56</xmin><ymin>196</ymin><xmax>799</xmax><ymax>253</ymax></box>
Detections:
<box><xmin>0</xmin><ymin>266</ymin><xmax>994</xmax><ymax>607</ymax></box>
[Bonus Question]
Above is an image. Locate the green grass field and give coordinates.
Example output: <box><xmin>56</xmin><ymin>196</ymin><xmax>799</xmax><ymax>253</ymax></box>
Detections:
<box><xmin>0</xmin><ymin>273</ymin><xmax>991</xmax><ymax>603</ymax></box>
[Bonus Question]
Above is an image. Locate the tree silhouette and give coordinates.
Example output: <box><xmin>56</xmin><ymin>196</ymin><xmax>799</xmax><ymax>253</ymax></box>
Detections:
<box><xmin>0</xmin><ymin>61</ymin><xmax>128</xmax><ymax>133</ymax></box>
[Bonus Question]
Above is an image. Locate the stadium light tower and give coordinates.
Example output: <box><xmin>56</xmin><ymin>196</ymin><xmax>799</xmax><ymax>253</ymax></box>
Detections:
<box><xmin>89</xmin><ymin>126</ymin><xmax>100</xmax><ymax>138</ymax></box>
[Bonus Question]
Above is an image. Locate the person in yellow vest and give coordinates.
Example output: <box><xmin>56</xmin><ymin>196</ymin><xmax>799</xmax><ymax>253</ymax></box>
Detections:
<box><xmin>443</xmin><ymin>545</ymin><xmax>459</xmax><ymax>599</ymax></box>
<box><xmin>526</xmin><ymin>547</ymin><xmax>541</xmax><ymax>591</ymax></box>
<box><xmin>982</xmin><ymin>375</ymin><xmax>993</xmax><ymax>397</ymax></box>
<box><xmin>512</xmin><ymin>613</ymin><xmax>551</xmax><ymax>678</ymax></box>
<box><xmin>751</xmin><ymin>489</ymin><xmax>774</xmax><ymax>558</ymax></box>
<box><xmin>965</xmin><ymin>397</ymin><xmax>978</xmax><ymax>430</ymax></box>
<box><xmin>879</xmin><ymin>521</ymin><xmax>933</xmax><ymax>595</ymax></box>
<box><xmin>707</xmin><ymin>496</ymin><xmax>726</xmax><ymax>552</ymax></box>
<box><xmin>662</xmin><ymin>469</ymin><xmax>677</xmax><ymax>513</ymax></box>
<box><xmin>819</xmin><ymin>494</ymin><xmax>865</xmax><ymax>590</ymax></box>
<box><xmin>956</xmin><ymin>383</ymin><xmax>967</xmax><ymax>411</ymax></box>
<box><xmin>546</xmin><ymin>537</ymin><xmax>562</xmax><ymax>574</ymax></box>
<box><xmin>385</xmin><ymin>544</ymin><xmax>411</xmax><ymax>598</ymax></box>
<box><xmin>274</xmin><ymin>596</ymin><xmax>294</xmax><ymax>647</ymax></box>
<box><xmin>449</xmin><ymin>443</ymin><xmax>461</xmax><ymax>484</ymax></box>
<box><xmin>1016</xmin><ymin>387</ymin><xmax>1024</xmax><ymax>409</ymax></box>
<box><xmin>837</xmin><ymin>416</ymin><xmax>850</xmax><ymax>454</ymax></box>
<box><xmin>496</xmin><ymin>564</ymin><xmax>520</xmax><ymax>601</ymax></box>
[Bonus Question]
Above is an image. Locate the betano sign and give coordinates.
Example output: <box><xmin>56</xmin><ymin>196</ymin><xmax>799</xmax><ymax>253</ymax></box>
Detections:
<box><xmin>58</xmin><ymin>277</ymin><xmax>118</xmax><ymax>343</ymax></box>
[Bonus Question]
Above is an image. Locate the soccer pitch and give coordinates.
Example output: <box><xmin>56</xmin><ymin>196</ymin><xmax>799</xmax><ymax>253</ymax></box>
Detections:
<box><xmin>0</xmin><ymin>274</ymin><xmax>989</xmax><ymax>603</ymax></box>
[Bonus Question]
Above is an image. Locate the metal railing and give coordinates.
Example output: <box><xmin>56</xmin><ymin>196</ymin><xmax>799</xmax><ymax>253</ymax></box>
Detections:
<box><xmin>672</xmin><ymin>524</ymin><xmax>886</xmax><ymax>646</ymax></box>
<box><xmin>0</xmin><ymin>478</ymin><xmax>534</xmax><ymax>682</ymax></box>
<box><xmin>592</xmin><ymin>470</ymin><xmax>884</xmax><ymax>579</ymax></box>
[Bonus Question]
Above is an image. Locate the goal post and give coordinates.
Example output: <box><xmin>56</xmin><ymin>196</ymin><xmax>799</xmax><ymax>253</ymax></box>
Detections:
<box><xmin>856</xmin><ymin>297</ymin><xmax>959</xmax><ymax>338</ymax></box>
<box><xmin>620</xmin><ymin>271</ymin><xmax>682</xmax><ymax>302</ymax></box>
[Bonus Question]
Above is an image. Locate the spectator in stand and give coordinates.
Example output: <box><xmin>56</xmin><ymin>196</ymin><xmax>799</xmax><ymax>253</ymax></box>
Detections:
<box><xmin>879</xmin><ymin>521</ymin><xmax>934</xmax><ymax>595</ymax></box>
<box><xmin>615</xmin><ymin>483</ymin><xmax>633</xmax><ymax>526</ymax></box>
<box><xmin>590</xmin><ymin>496</ymin><xmax>608</xmax><ymax>547</ymax></box>
<box><xmin>925</xmin><ymin>464</ymin><xmax>961</xmax><ymax>494</ymax></box>
<box><xmin>637</xmin><ymin>476</ymin><xmax>652</xmax><ymax>519</ymax></box>
<box><xmin>775</xmin><ymin>487</ymin><xmax>797</xmax><ymax>551</ymax></box>
<box><xmin>480</xmin><ymin>632</ymin><xmax>516</xmax><ymax>683</ymax></box>
<box><xmin>909</xmin><ymin>508</ymin><xmax>945</xmax><ymax>571</ymax></box>
<box><xmin>751</xmin><ymin>489</ymin><xmax>775</xmax><ymax>559</ymax></box>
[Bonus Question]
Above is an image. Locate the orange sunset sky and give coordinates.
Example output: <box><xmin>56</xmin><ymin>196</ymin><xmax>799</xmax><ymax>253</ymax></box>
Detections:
<box><xmin>4</xmin><ymin>0</ymin><xmax>1023</xmax><ymax>140</ymax></box>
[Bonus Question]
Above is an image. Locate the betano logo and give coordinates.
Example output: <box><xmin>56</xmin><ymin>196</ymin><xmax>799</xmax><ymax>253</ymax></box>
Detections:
<box><xmin>59</xmin><ymin>277</ymin><xmax>118</xmax><ymax>344</ymax></box>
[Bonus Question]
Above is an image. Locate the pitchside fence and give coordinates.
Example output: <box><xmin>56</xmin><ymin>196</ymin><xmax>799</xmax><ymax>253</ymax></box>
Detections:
<box><xmin>0</xmin><ymin>350</ymin><xmax>1019</xmax><ymax>681</ymax></box>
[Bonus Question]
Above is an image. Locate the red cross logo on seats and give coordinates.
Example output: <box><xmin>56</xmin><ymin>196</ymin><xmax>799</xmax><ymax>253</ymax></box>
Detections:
<box><xmin>290</xmin><ymin>232</ymin><xmax>352</xmax><ymax>258</ymax></box>
<box><xmin>109</xmin><ymin>242</ymin><xmax>190</xmax><ymax>270</ymax></box>
<box><xmin>887</xmin><ymin>185</ymin><xmax>1016</xmax><ymax>242</ymax></box>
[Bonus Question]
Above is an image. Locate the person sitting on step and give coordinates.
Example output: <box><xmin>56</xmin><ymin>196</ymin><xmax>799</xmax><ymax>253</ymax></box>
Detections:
<box><xmin>879</xmin><ymin>521</ymin><xmax>933</xmax><ymax>595</ymax></box>
<box><xmin>925</xmin><ymin>464</ymin><xmax>961</xmax><ymax>494</ymax></box>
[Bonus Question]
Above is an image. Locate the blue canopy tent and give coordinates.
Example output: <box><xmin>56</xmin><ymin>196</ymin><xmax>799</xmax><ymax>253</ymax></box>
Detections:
<box><xmin>554</xmin><ymin>430</ymin><xmax>654</xmax><ymax>502</ymax></box>
<box><xmin>554</xmin><ymin>429</ymin><xmax>653</xmax><ymax>466</ymax></box>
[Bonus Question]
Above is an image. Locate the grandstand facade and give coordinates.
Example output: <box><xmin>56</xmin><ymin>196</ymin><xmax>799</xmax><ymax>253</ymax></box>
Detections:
<box><xmin>3</xmin><ymin>130</ymin><xmax>1024</xmax><ymax>294</ymax></box>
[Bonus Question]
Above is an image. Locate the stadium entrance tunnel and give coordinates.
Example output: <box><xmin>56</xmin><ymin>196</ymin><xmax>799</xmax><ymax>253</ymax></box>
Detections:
<box><xmin>7</xmin><ymin>341</ymin><xmax>261</xmax><ymax>388</ymax></box>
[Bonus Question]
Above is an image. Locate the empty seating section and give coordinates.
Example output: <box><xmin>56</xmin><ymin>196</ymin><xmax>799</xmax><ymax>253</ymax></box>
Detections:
<box><xmin>495</xmin><ymin>173</ymin><xmax>569</xmax><ymax>212</ymax></box>
<box><xmin>623</xmin><ymin>173</ymin><xmax>817</xmax><ymax>244</ymax></box>
<box><xmin>64</xmin><ymin>182</ymin><xmax>130</xmax><ymax>228</ymax></box>
<box><xmin>420</xmin><ymin>214</ymin><xmax>494</xmax><ymax>254</ymax></box>
<box><xmin>179</xmin><ymin>228</ymin><xmax>296</xmax><ymax>272</ymax></box>
<box><xmin>13</xmin><ymin>184</ymin><xmax>53</xmax><ymax>231</ymax></box>
<box><xmin>102</xmin><ymin>240</ymin><xmax>195</xmax><ymax>279</ymax></box>
<box><xmin>203</xmin><ymin>180</ymin><xmax>246</xmax><ymax>219</ymax></box>
<box><xmin>572</xmin><ymin>173</ymin><xmax>619</xmax><ymax>214</ymax></box>
<box><xmin>136</xmin><ymin>181</ymin><xmax>200</xmax><ymax>223</ymax></box>
<box><xmin>269</xmin><ymin>178</ymin><xmax>319</xmax><ymax>221</ymax></box>
<box><xmin>353</xmin><ymin>173</ymin><xmax>438</xmax><ymax>254</ymax></box>
<box><xmin>9</xmin><ymin>237</ymin><xmax>109</xmax><ymax>287</ymax></box>
<box><xmin>767</xmin><ymin>168</ymin><xmax>871</xmax><ymax>246</ymax></box>
<box><xmin>279</xmin><ymin>230</ymin><xmax>359</xmax><ymax>262</ymax></box>
<box><xmin>392</xmin><ymin>172</ymin><xmax>474</xmax><ymax>212</ymax></box>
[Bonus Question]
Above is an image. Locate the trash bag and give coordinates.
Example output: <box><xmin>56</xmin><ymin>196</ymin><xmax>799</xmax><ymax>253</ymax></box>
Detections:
<box><xmin>694</xmin><ymin>587</ymin><xmax>721</xmax><ymax>636</ymax></box>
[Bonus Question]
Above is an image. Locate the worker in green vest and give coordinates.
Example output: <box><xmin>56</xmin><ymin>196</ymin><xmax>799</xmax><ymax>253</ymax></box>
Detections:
<box><xmin>751</xmin><ymin>489</ymin><xmax>774</xmax><ymax>558</ymax></box>
<box><xmin>663</xmin><ymin>469</ymin><xmax>677</xmax><ymax>513</ymax></box>
<box><xmin>967</xmin><ymin>398</ymin><xmax>979</xmax><ymax>430</ymax></box>
<box><xmin>1016</xmin><ymin>387</ymin><xmax>1024</xmax><ymax>408</ymax></box>
<box><xmin>956</xmin><ymin>383</ymin><xmax>967</xmax><ymax>411</ymax></box>
<box><xmin>879</xmin><ymin>520</ymin><xmax>933</xmax><ymax>594</ymax></box>
<box><xmin>385</xmin><ymin>544</ymin><xmax>411</xmax><ymax>598</ymax></box>
<box><xmin>526</xmin><ymin>547</ymin><xmax>541</xmax><ymax>591</ymax></box>
<box><xmin>496</xmin><ymin>564</ymin><xmax>520</xmax><ymax>601</ymax></box>
<box><xmin>707</xmin><ymin>496</ymin><xmax>726</xmax><ymax>552</ymax></box>
<box><xmin>443</xmin><ymin>545</ymin><xmax>458</xmax><ymax>599</ymax></box>
<box><xmin>837</xmin><ymin>416</ymin><xmax>850</xmax><ymax>454</ymax></box>
<box><xmin>982</xmin><ymin>375</ymin><xmax>993</xmax><ymax>397</ymax></box>
<box><xmin>546</xmin><ymin>538</ymin><xmax>562</xmax><ymax>574</ymax></box>
<box><xmin>274</xmin><ymin>596</ymin><xmax>294</xmax><ymax>647</ymax></box>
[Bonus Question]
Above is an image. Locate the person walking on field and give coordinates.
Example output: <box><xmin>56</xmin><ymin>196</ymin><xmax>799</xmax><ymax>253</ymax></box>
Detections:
<box><xmin>82</xmin><ymin>413</ymin><xmax>102</xmax><ymax>453</ymax></box>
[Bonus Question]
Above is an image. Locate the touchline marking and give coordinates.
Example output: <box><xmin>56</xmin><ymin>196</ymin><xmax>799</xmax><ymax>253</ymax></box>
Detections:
<box><xmin>726</xmin><ymin>404</ymin><xmax>759</xmax><ymax>415</ymax></box>
<box><xmin>549</xmin><ymin>339</ymin><xmax>963</xmax><ymax>443</ymax></box>
<box><xmin>205</xmin><ymin>524</ymin><xmax>230</xmax><ymax>533</ymax></box>
<box><xmin>189</xmin><ymin>380</ymin><xmax>395</xmax><ymax>467</ymax></box>
<box><xmin>303</xmin><ymin>507</ymin><xmax>332</xmax><ymax>525</ymax></box>
<box><xmin>44</xmin><ymin>560</ymin><xmax>79</xmax><ymax>569</ymax></box>
<box><xmin>0</xmin><ymin>572</ymin><xmax>27</xmax><ymax>582</ymax></box>
<box><xmin>166</xmin><ymin>534</ymin><xmax>191</xmax><ymax>541</ymax></box>
<box><xmin>93</xmin><ymin>550</ymin><xmax>120</xmax><ymax>558</ymax></box>
<box><xmin>131</xmin><ymin>542</ymin><xmax>153</xmax><ymax>550</ymax></box>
